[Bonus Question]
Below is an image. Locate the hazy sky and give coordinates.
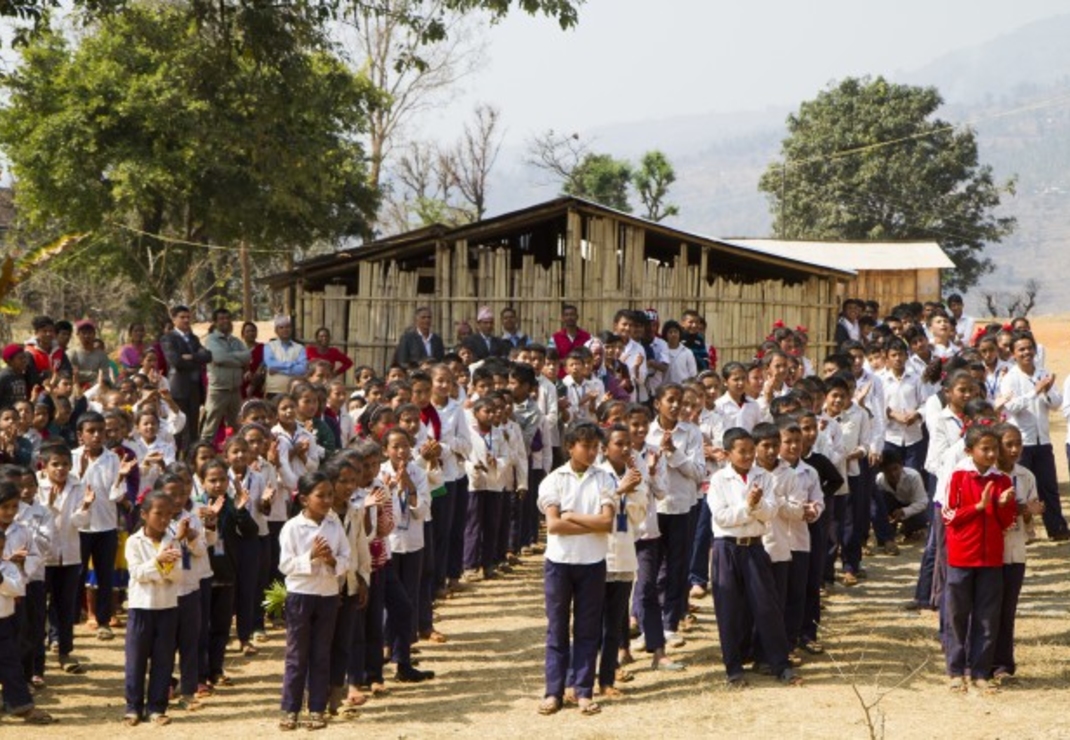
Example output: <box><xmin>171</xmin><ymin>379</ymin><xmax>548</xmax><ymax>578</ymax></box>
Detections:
<box><xmin>426</xmin><ymin>0</ymin><xmax>1070</xmax><ymax>143</ymax></box>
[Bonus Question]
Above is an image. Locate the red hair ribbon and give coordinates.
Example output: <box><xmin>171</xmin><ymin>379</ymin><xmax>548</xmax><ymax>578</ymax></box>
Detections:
<box><xmin>772</xmin><ymin>319</ymin><xmax>785</xmax><ymax>329</ymax></box>
<box><xmin>1002</xmin><ymin>323</ymin><xmax>1013</xmax><ymax>332</ymax></box>
<box><xmin>795</xmin><ymin>325</ymin><xmax>808</xmax><ymax>334</ymax></box>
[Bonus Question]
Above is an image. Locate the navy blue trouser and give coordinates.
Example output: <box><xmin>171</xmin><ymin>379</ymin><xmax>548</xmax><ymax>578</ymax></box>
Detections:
<box><xmin>45</xmin><ymin>564</ymin><xmax>81</xmax><ymax>657</ymax></box>
<box><xmin>80</xmin><ymin>529</ymin><xmax>118</xmax><ymax>626</ymax></box>
<box><xmin>175</xmin><ymin>591</ymin><xmax>201</xmax><ymax>696</ymax></box>
<box><xmin>363</xmin><ymin>568</ymin><xmax>386</xmax><ymax>684</ymax></box>
<box><xmin>802</xmin><ymin>506</ymin><xmax>830</xmax><ymax>643</ymax></box>
<box><xmin>841</xmin><ymin>472</ymin><xmax>870</xmax><ymax>574</ymax></box>
<box><xmin>688</xmin><ymin>497</ymin><xmax>713</xmax><ymax>588</ymax></box>
<box><xmin>598</xmin><ymin>580</ymin><xmax>631</xmax><ymax>688</ymax></box>
<box><xmin>347</xmin><ymin>591</ymin><xmax>367</xmax><ymax>687</ymax></box>
<box><xmin>254</xmin><ymin>534</ymin><xmax>272</xmax><ymax>631</ymax></box>
<box><xmin>208</xmin><ymin>584</ymin><xmax>234</xmax><ymax>680</ymax></box>
<box><xmin>197</xmin><ymin>578</ymin><xmax>212</xmax><ymax>683</ymax></box>
<box><xmin>633</xmin><ymin>538</ymin><xmax>665</xmax><ymax>651</ymax></box>
<box><xmin>656</xmin><ymin>512</ymin><xmax>689</xmax><ymax>632</ymax></box>
<box><xmin>785</xmin><ymin>551</ymin><xmax>810</xmax><ymax>648</ymax></box>
<box><xmin>382</xmin><ymin>561</ymin><xmax>415</xmax><ymax>669</ymax></box>
<box><xmin>1023</xmin><ymin>443</ymin><xmax>1068</xmax><ymax>537</ymax></box>
<box><xmin>432</xmin><ymin>484</ymin><xmax>456</xmax><ymax>591</ymax></box>
<box><xmin>0</xmin><ymin>613</ymin><xmax>34</xmax><ymax>714</ymax></box>
<box><xmin>825</xmin><ymin>495</ymin><xmax>847</xmax><ymax>583</ymax></box>
<box><xmin>523</xmin><ymin>469</ymin><xmax>544</xmax><ymax>548</ymax></box>
<box><xmin>753</xmin><ymin>559</ymin><xmax>790</xmax><ymax>665</ymax></box>
<box><xmin>914</xmin><ymin>505</ymin><xmax>941</xmax><ymax>608</ymax></box>
<box><xmin>945</xmin><ymin>566</ymin><xmax>1002</xmax><ymax>678</ymax></box>
<box><xmin>711</xmin><ymin>539</ymin><xmax>790</xmax><ymax>680</ymax></box>
<box><xmin>544</xmin><ymin>560</ymin><xmax>606</xmax><ymax>700</ymax></box>
<box><xmin>330</xmin><ymin>591</ymin><xmax>361</xmax><ymax>689</ymax></box>
<box><xmin>419</xmin><ymin>521</ymin><xmax>435</xmax><ymax>634</ymax></box>
<box><xmin>126</xmin><ymin>607</ymin><xmax>178</xmax><ymax>717</ymax></box>
<box><xmin>388</xmin><ymin>551</ymin><xmax>422</xmax><ymax>647</ymax></box>
<box><xmin>448</xmin><ymin>477</ymin><xmax>469</xmax><ymax>580</ymax></box>
<box><xmin>992</xmin><ymin>562</ymin><xmax>1026</xmax><ymax>677</ymax></box>
<box><xmin>17</xmin><ymin>579</ymin><xmax>46</xmax><ymax>679</ymax></box>
<box><xmin>231</xmin><ymin>536</ymin><xmax>260</xmax><ymax>644</ymax></box>
<box><xmin>281</xmin><ymin>593</ymin><xmax>338</xmax><ymax>714</ymax></box>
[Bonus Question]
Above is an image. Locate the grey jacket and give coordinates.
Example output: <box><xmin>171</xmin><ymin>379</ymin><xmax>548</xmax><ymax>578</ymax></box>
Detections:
<box><xmin>204</xmin><ymin>331</ymin><xmax>251</xmax><ymax>391</ymax></box>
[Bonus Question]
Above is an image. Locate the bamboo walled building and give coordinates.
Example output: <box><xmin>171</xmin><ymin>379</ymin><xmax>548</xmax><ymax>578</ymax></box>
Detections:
<box><xmin>264</xmin><ymin>197</ymin><xmax>950</xmax><ymax>382</ymax></box>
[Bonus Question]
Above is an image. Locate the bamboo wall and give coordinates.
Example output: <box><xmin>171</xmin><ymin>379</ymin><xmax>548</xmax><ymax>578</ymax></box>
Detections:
<box><xmin>289</xmin><ymin>211</ymin><xmax>842</xmax><ymax>382</ymax></box>
<box><xmin>837</xmin><ymin>267</ymin><xmax>943</xmax><ymax>310</ymax></box>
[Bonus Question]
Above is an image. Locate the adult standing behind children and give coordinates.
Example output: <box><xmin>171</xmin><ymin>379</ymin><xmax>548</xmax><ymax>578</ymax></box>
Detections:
<box><xmin>394</xmin><ymin>307</ymin><xmax>445</xmax><ymax>367</ymax></box>
<box><xmin>551</xmin><ymin>304</ymin><xmax>590</xmax><ymax>378</ymax></box>
<box><xmin>160</xmin><ymin>306</ymin><xmax>212</xmax><ymax>452</ymax></box>
<box><xmin>201</xmin><ymin>309</ymin><xmax>251</xmax><ymax>442</ymax></box>
<box><xmin>306</xmin><ymin>327</ymin><xmax>354</xmax><ymax>378</ymax></box>
<box><xmin>263</xmin><ymin>316</ymin><xmax>307</xmax><ymax>398</ymax></box>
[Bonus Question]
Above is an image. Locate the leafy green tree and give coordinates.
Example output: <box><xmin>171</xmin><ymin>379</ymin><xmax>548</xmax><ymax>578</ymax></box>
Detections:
<box><xmin>0</xmin><ymin>4</ymin><xmax>379</xmax><ymax>314</ymax></box>
<box><xmin>758</xmin><ymin>76</ymin><xmax>1016</xmax><ymax>292</ymax></box>
<box><xmin>633</xmin><ymin>150</ymin><xmax>679</xmax><ymax>221</ymax></box>
<box><xmin>564</xmin><ymin>153</ymin><xmax>632</xmax><ymax>212</ymax></box>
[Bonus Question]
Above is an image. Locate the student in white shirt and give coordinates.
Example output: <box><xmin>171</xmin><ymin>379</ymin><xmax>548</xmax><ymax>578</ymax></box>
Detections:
<box><xmin>278</xmin><ymin>470</ymin><xmax>350</xmax><ymax>731</ymax></box>
<box><xmin>462</xmin><ymin>397</ymin><xmax>509</xmax><ymax>580</ymax></box>
<box><xmin>11</xmin><ymin>466</ymin><xmax>51</xmax><ymax>688</ymax></box>
<box><xmin>0</xmin><ymin>481</ymin><xmax>54</xmax><ymax>725</ymax></box>
<box><xmin>239</xmin><ymin>422</ymin><xmax>281</xmax><ymax>640</ymax></box>
<box><xmin>661</xmin><ymin>321</ymin><xmax>697</xmax><ymax>386</ymax></box>
<box><xmin>222</xmin><ymin>436</ymin><xmax>266</xmax><ymax>657</ymax></box>
<box><xmin>36</xmin><ymin>442</ymin><xmax>92</xmax><ymax>674</ymax></box>
<box><xmin>536</xmin><ymin>422</ymin><xmax>615</xmax><ymax>716</ymax></box>
<box><xmin>1000</xmin><ymin>331</ymin><xmax>1068</xmax><ymax>539</ymax></box>
<box><xmin>123</xmin><ymin>489</ymin><xmax>181</xmax><ymax>727</ymax></box>
<box><xmin>708</xmin><ymin>427</ymin><xmax>800</xmax><ymax>687</ymax></box>
<box><xmin>561</xmin><ymin>350</ymin><xmax>605</xmax><ymax>426</ymax></box>
<box><xmin>714</xmin><ymin>362</ymin><xmax>763</xmax><ymax>433</ymax></box>
<box><xmin>875</xmin><ymin>450</ymin><xmax>928</xmax><ymax>541</ymax></box>
<box><xmin>429</xmin><ymin>363</ymin><xmax>473</xmax><ymax>592</ymax></box>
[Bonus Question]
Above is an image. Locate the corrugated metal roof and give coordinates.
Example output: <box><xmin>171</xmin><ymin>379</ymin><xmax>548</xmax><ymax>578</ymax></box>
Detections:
<box><xmin>721</xmin><ymin>239</ymin><xmax>955</xmax><ymax>271</ymax></box>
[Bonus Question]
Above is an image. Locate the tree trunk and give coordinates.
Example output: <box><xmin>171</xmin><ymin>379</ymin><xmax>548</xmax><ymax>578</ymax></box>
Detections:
<box><xmin>240</xmin><ymin>240</ymin><xmax>253</xmax><ymax>320</ymax></box>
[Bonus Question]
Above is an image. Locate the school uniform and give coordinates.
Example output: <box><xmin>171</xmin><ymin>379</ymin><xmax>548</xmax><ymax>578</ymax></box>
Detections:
<box><xmin>499</xmin><ymin>417</ymin><xmax>529</xmax><ymax>563</ymax></box>
<box><xmin>331</xmin><ymin>500</ymin><xmax>371</xmax><ymax>692</ymax></box>
<box><xmin>208</xmin><ymin>495</ymin><xmax>258</xmax><ymax>682</ymax></box>
<box><xmin>875</xmin><ymin>467</ymin><xmax>928</xmax><ymax>539</ymax></box>
<box><xmin>463</xmin><ymin>423</ymin><xmax>508</xmax><ymax>576</ymax></box>
<box><xmin>942</xmin><ymin>461</ymin><xmax>1016</xmax><ymax>679</ymax></box>
<box><xmin>130</xmin><ymin>435</ymin><xmax>177</xmax><ymax>493</ymax></box>
<box><xmin>412</xmin><ymin>420</ymin><xmax>442</xmax><ymax>637</ymax></box>
<box><xmin>381</xmin><ymin>460</ymin><xmax>430</xmax><ymax>650</ymax></box>
<box><xmin>879</xmin><ymin>367</ymin><xmax>926</xmax><ymax>471</ymax></box>
<box><xmin>688</xmin><ymin>406</ymin><xmax>726</xmax><ymax>592</ymax></box>
<box><xmin>252</xmin><ymin>457</ymin><xmax>280</xmax><ymax>632</ymax></box>
<box><xmin>278</xmin><ymin>511</ymin><xmax>350</xmax><ymax>714</ymax></box>
<box><xmin>632</xmin><ymin>445</ymin><xmax>669</xmax><ymax>653</ymax></box>
<box><xmin>785</xmin><ymin>461</ymin><xmax>823</xmax><ymax>648</ymax></box>
<box><xmin>714</xmin><ymin>393</ymin><xmax>762</xmax><ymax>434</ymax></box>
<box><xmin>15</xmin><ymin>500</ymin><xmax>50</xmax><ymax>681</ymax></box>
<box><xmin>0</xmin><ymin>555</ymin><xmax>34</xmax><ymax>715</ymax></box>
<box><xmin>663</xmin><ymin>344</ymin><xmax>697</xmax><ymax>386</ymax></box>
<box><xmin>752</xmin><ymin>461</ymin><xmax>804</xmax><ymax>661</ymax></box>
<box><xmin>72</xmin><ymin>446</ymin><xmax>129</xmax><ymax>630</ymax></box>
<box><xmin>800</xmin><ymin>452</ymin><xmax>842</xmax><ymax>646</ymax></box>
<box><xmin>511</xmin><ymin>397</ymin><xmax>545</xmax><ymax>555</ymax></box>
<box><xmin>992</xmin><ymin>464</ymin><xmax>1036</xmax><ymax>678</ymax></box>
<box><xmin>561</xmin><ymin>374</ymin><xmax>604</xmax><ymax>426</ymax></box>
<box><xmin>37</xmin><ymin>477</ymin><xmax>91</xmax><ymax>659</ymax></box>
<box><xmin>708</xmin><ymin>464</ymin><xmax>792</xmax><ymax>681</ymax></box>
<box><xmin>536</xmin><ymin>463</ymin><xmax>615</xmax><ymax>701</ymax></box>
<box><xmin>1000</xmin><ymin>366</ymin><xmax>1067</xmax><ymax>538</ymax></box>
<box><xmin>436</xmin><ymin>396</ymin><xmax>473</xmax><ymax>584</ymax></box>
<box><xmin>169</xmin><ymin>510</ymin><xmax>208</xmax><ymax>698</ymax></box>
<box><xmin>125</xmin><ymin>528</ymin><xmax>180</xmax><ymax>718</ymax></box>
<box><xmin>647</xmin><ymin>419</ymin><xmax>704</xmax><ymax>634</ymax></box>
<box><xmin>228</xmin><ymin>467</ymin><xmax>266</xmax><ymax>645</ymax></box>
<box><xmin>833</xmin><ymin>401</ymin><xmax>875</xmax><ymax>577</ymax></box>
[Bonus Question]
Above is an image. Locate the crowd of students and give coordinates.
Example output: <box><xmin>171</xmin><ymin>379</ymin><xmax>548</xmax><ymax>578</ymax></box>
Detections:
<box><xmin>0</xmin><ymin>295</ymin><xmax>1063</xmax><ymax>726</ymax></box>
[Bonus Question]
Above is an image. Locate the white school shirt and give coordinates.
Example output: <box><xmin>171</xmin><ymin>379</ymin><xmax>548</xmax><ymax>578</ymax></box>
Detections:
<box><xmin>933</xmin><ymin>442</ymin><xmax>969</xmax><ymax>508</ymax></box>
<box><xmin>597</xmin><ymin>460</ymin><xmax>647</xmax><ymax>577</ymax></box>
<box><xmin>854</xmin><ymin>368</ymin><xmax>886</xmax><ymax>450</ymax></box>
<box><xmin>464</xmin><ymin>423</ymin><xmax>508</xmax><ymax>492</ymax></box>
<box><xmin>835</xmin><ymin>403</ymin><xmax>873</xmax><ymax>481</ymax></box>
<box><xmin>714</xmin><ymin>393</ymin><xmax>763</xmax><ymax>435</ymax></box>
<box><xmin>663</xmin><ymin>345</ymin><xmax>697</xmax><ymax>386</ymax></box>
<box><xmin>130</xmin><ymin>435</ymin><xmax>177</xmax><ymax>494</ymax></box>
<box><xmin>760</xmin><ymin>461</ymin><xmax>801</xmax><ymax>563</ymax></box>
<box><xmin>125</xmin><ymin>528</ymin><xmax>180</xmax><ymax>610</ymax></box>
<box><xmin>953</xmin><ymin>314</ymin><xmax>976</xmax><ymax>346</ymax></box>
<box><xmin>879</xmin><ymin>367</ymin><xmax>926</xmax><ymax>447</ymax></box>
<box><xmin>1005</xmin><ymin>464</ymin><xmax>1038</xmax><ymax>565</ymax></box>
<box><xmin>229</xmin><ymin>467</ymin><xmax>268</xmax><ymax>537</ymax></box>
<box><xmin>875</xmin><ymin>468</ymin><xmax>928</xmax><ymax>521</ymax></box>
<box><xmin>707</xmin><ymin>464</ymin><xmax>778</xmax><ymax>539</ymax></box>
<box><xmin>789</xmin><ymin>460</ymin><xmax>824</xmax><ymax>552</ymax></box>
<box><xmin>1</xmin><ymin>520</ymin><xmax>43</xmax><ymax>587</ymax></box>
<box><xmin>535</xmin><ymin>375</ymin><xmax>560</xmax><ymax>466</ymax></box>
<box><xmin>278</xmin><ymin>511</ymin><xmax>350</xmax><ymax>597</ymax></box>
<box><xmin>16</xmin><ymin>500</ymin><xmax>52</xmax><ymax>582</ymax></box>
<box><xmin>814</xmin><ymin>413</ymin><xmax>845</xmax><ymax>469</ymax></box>
<box><xmin>380</xmin><ymin>461</ymin><xmax>431</xmax><ymax>554</ymax></box>
<box><xmin>537</xmin><ymin>463</ymin><xmax>616</xmax><ymax>565</ymax></box>
<box><xmin>71</xmin><ymin>446</ymin><xmax>127</xmax><ymax>532</ymax></box>
<box><xmin>618</xmin><ymin>338</ymin><xmax>648</xmax><ymax>402</ymax></box>
<box><xmin>561</xmin><ymin>375</ymin><xmax>604</xmax><ymax>425</ymax></box>
<box><xmin>984</xmin><ymin>362</ymin><xmax>1012</xmax><ymax>403</ymax></box>
<box><xmin>413</xmin><ymin>422</ymin><xmax>444</xmax><ymax>493</ymax></box>
<box><xmin>0</xmin><ymin>559</ymin><xmax>24</xmax><ymax>618</ymax></box>
<box><xmin>646</xmin><ymin>419</ymin><xmax>704</xmax><ymax>515</ymax></box>
<box><xmin>252</xmin><ymin>457</ymin><xmax>285</xmax><ymax>524</ymax></box>
<box><xmin>36</xmin><ymin>478</ymin><xmax>91</xmax><ymax>566</ymax></box>
<box><xmin>500</xmin><ymin>419</ymin><xmax>529</xmax><ymax>492</ymax></box>
<box><xmin>1001</xmin><ymin>365</ymin><xmax>1061</xmax><ymax>445</ymax></box>
<box><xmin>167</xmin><ymin>510</ymin><xmax>210</xmax><ymax>597</ymax></box>
<box><xmin>272</xmin><ymin>423</ymin><xmax>324</xmax><ymax>498</ymax></box>
<box><xmin>433</xmin><ymin>397</ymin><xmax>472</xmax><ymax>483</ymax></box>
<box><xmin>634</xmin><ymin>444</ymin><xmax>667</xmax><ymax>541</ymax></box>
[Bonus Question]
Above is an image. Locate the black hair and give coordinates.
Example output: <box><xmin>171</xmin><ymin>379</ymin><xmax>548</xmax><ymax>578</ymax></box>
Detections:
<box><xmin>722</xmin><ymin>427</ymin><xmax>753</xmax><ymax>452</ymax></box>
<box><xmin>751</xmin><ymin>422</ymin><xmax>781</xmax><ymax>445</ymax></box>
<box><xmin>0</xmin><ymin>481</ymin><xmax>19</xmax><ymax>505</ymax></box>
<box><xmin>721</xmin><ymin>361</ymin><xmax>747</xmax><ymax>380</ymax></box>
<box><xmin>141</xmin><ymin>489</ymin><xmax>172</xmax><ymax>513</ymax></box>
<box><xmin>564</xmin><ymin>421</ymin><xmax>604</xmax><ymax>447</ymax></box>
<box><xmin>654</xmin><ymin>383</ymin><xmax>684</xmax><ymax>402</ymax></box>
<box><xmin>75</xmin><ymin>409</ymin><xmax>105</xmax><ymax>432</ymax></box>
<box><xmin>879</xmin><ymin>448</ymin><xmax>903</xmax><ymax>468</ymax></box>
<box><xmin>297</xmin><ymin>471</ymin><xmax>334</xmax><ymax>500</ymax></box>
<box><xmin>964</xmin><ymin>424</ymin><xmax>999</xmax><ymax>450</ymax></box>
<box><xmin>509</xmin><ymin>363</ymin><xmax>537</xmax><ymax>388</ymax></box>
<box><xmin>39</xmin><ymin>440</ymin><xmax>72</xmax><ymax>462</ymax></box>
<box><xmin>32</xmin><ymin>315</ymin><xmax>55</xmax><ymax>331</ymax></box>
<box><xmin>624</xmin><ymin>402</ymin><xmax>651</xmax><ymax>420</ymax></box>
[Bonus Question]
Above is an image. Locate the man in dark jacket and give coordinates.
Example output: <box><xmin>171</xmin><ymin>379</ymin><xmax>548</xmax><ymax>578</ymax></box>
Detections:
<box><xmin>160</xmin><ymin>305</ymin><xmax>212</xmax><ymax>451</ymax></box>
<box><xmin>462</xmin><ymin>305</ymin><xmax>509</xmax><ymax>360</ymax></box>
<box><xmin>394</xmin><ymin>306</ymin><xmax>445</xmax><ymax>367</ymax></box>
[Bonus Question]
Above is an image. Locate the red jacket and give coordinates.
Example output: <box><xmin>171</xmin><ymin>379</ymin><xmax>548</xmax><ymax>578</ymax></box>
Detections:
<box><xmin>552</xmin><ymin>328</ymin><xmax>591</xmax><ymax>378</ymax></box>
<box><xmin>943</xmin><ymin>467</ymin><xmax>1016</xmax><ymax>568</ymax></box>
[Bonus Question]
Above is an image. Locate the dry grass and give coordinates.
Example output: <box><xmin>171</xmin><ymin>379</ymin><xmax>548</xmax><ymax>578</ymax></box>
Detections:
<box><xmin>9</xmin><ymin>317</ymin><xmax>1070</xmax><ymax>739</ymax></box>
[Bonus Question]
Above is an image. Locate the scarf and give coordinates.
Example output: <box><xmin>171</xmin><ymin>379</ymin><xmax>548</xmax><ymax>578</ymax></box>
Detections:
<box><xmin>420</xmin><ymin>403</ymin><xmax>442</xmax><ymax>442</ymax></box>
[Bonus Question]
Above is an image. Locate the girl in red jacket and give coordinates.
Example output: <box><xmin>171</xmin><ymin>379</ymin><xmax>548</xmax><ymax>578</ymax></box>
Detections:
<box><xmin>942</xmin><ymin>425</ymin><xmax>1017</xmax><ymax>693</ymax></box>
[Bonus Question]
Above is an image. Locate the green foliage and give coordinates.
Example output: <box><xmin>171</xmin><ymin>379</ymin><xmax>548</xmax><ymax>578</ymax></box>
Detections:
<box><xmin>564</xmin><ymin>153</ymin><xmax>633</xmax><ymax>212</ymax></box>
<box><xmin>633</xmin><ymin>150</ymin><xmax>679</xmax><ymax>222</ymax></box>
<box><xmin>0</xmin><ymin>233</ymin><xmax>87</xmax><ymax>316</ymax></box>
<box><xmin>0</xmin><ymin>4</ymin><xmax>380</xmax><ymax>313</ymax></box>
<box><xmin>261</xmin><ymin>580</ymin><xmax>287</xmax><ymax>621</ymax></box>
<box><xmin>758</xmin><ymin>76</ymin><xmax>1016</xmax><ymax>292</ymax></box>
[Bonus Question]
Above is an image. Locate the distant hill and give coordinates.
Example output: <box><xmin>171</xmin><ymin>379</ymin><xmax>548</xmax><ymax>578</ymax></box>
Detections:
<box><xmin>485</xmin><ymin>13</ymin><xmax>1070</xmax><ymax>315</ymax></box>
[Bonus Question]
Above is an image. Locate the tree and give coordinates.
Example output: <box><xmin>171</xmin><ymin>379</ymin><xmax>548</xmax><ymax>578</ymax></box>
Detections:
<box><xmin>982</xmin><ymin>279</ymin><xmax>1040</xmax><ymax>318</ymax></box>
<box><xmin>758</xmin><ymin>76</ymin><xmax>1016</xmax><ymax>292</ymax></box>
<box><xmin>633</xmin><ymin>150</ymin><xmax>679</xmax><ymax>221</ymax></box>
<box><xmin>565</xmin><ymin>153</ymin><xmax>632</xmax><ymax>211</ymax></box>
<box><xmin>0</xmin><ymin>5</ymin><xmax>379</xmax><ymax>316</ymax></box>
<box><xmin>446</xmin><ymin>103</ymin><xmax>503</xmax><ymax>221</ymax></box>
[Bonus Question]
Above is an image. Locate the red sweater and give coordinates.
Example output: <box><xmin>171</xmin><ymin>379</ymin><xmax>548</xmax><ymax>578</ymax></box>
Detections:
<box><xmin>552</xmin><ymin>328</ymin><xmax>591</xmax><ymax>378</ymax></box>
<box><xmin>942</xmin><ymin>467</ymin><xmax>1016</xmax><ymax>568</ymax></box>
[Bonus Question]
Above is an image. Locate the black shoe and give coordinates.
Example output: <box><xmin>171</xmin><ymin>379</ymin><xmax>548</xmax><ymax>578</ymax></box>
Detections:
<box><xmin>395</xmin><ymin>666</ymin><xmax>435</xmax><ymax>683</ymax></box>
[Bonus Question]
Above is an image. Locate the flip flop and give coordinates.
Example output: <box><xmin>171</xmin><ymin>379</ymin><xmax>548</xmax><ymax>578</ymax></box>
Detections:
<box><xmin>537</xmin><ymin>696</ymin><xmax>561</xmax><ymax>716</ymax></box>
<box><xmin>578</xmin><ymin>700</ymin><xmax>601</xmax><ymax>716</ymax></box>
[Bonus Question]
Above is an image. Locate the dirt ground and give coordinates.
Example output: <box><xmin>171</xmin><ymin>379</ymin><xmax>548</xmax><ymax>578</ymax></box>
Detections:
<box><xmin>8</xmin><ymin>316</ymin><xmax>1070</xmax><ymax>739</ymax></box>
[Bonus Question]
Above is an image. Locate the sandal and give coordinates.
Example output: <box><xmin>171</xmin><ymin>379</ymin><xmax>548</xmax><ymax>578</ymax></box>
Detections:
<box><xmin>31</xmin><ymin>675</ymin><xmax>46</xmax><ymax>689</ymax></box>
<box><xmin>972</xmin><ymin>678</ymin><xmax>999</xmax><ymax>695</ymax></box>
<box><xmin>242</xmin><ymin>642</ymin><xmax>259</xmax><ymax>657</ymax></box>
<box><xmin>195</xmin><ymin>683</ymin><xmax>214</xmax><ymax>698</ymax></box>
<box><xmin>615</xmin><ymin>667</ymin><xmax>634</xmax><ymax>683</ymax></box>
<box><xmin>15</xmin><ymin>708</ymin><xmax>54</xmax><ymax>725</ymax></box>
<box><xmin>85</xmin><ymin>618</ymin><xmax>99</xmax><ymax>631</ymax></box>
<box><xmin>577</xmin><ymin>698</ymin><xmax>601</xmax><ymax>716</ymax></box>
<box><xmin>726</xmin><ymin>676</ymin><xmax>750</xmax><ymax>691</ymax></box>
<box><xmin>800</xmin><ymin>640</ymin><xmax>824</xmax><ymax>655</ymax></box>
<box><xmin>97</xmin><ymin>626</ymin><xmax>115</xmax><ymax>641</ymax></box>
<box><xmin>212</xmin><ymin>674</ymin><xmax>234</xmax><ymax>687</ymax></box>
<box><xmin>537</xmin><ymin>696</ymin><xmax>561</xmax><ymax>716</ymax></box>
<box><xmin>652</xmin><ymin>658</ymin><xmax>686</xmax><ymax>672</ymax></box>
<box><xmin>342</xmin><ymin>693</ymin><xmax>367</xmax><ymax>708</ymax></box>
<box><xmin>148</xmin><ymin>713</ymin><xmax>171</xmax><ymax>726</ymax></box>
<box><xmin>948</xmin><ymin>676</ymin><xmax>967</xmax><ymax>693</ymax></box>
<box><xmin>60</xmin><ymin>658</ymin><xmax>86</xmax><ymax>675</ymax></box>
<box><xmin>122</xmin><ymin>713</ymin><xmax>140</xmax><ymax>727</ymax></box>
<box><xmin>598</xmin><ymin>685</ymin><xmax>624</xmax><ymax>698</ymax></box>
<box><xmin>279</xmin><ymin>712</ymin><xmax>299</xmax><ymax>731</ymax></box>
<box><xmin>778</xmin><ymin>670</ymin><xmax>803</xmax><ymax>686</ymax></box>
<box><xmin>306</xmin><ymin>711</ymin><xmax>328</xmax><ymax>730</ymax></box>
<box><xmin>174</xmin><ymin>695</ymin><xmax>203</xmax><ymax>711</ymax></box>
<box><xmin>562</xmin><ymin>687</ymin><xmax>578</xmax><ymax>705</ymax></box>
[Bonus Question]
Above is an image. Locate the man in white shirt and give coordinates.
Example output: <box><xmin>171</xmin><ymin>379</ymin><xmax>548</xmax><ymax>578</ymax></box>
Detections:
<box><xmin>613</xmin><ymin>310</ymin><xmax>647</xmax><ymax>403</ymax></box>
<box><xmin>946</xmin><ymin>294</ymin><xmax>975</xmax><ymax>347</ymax></box>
